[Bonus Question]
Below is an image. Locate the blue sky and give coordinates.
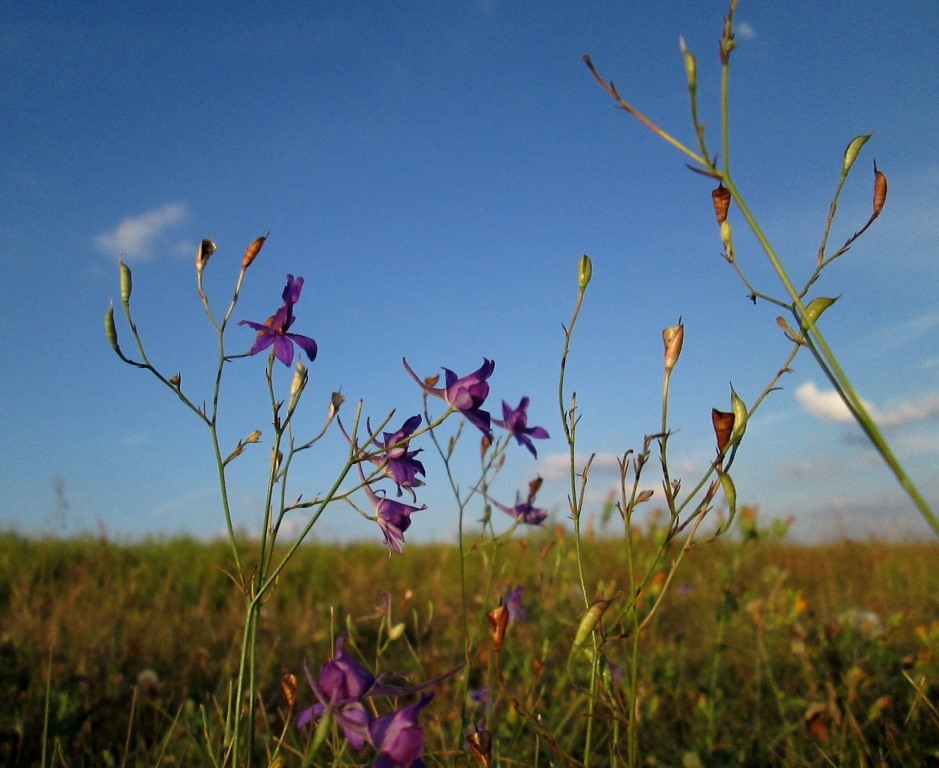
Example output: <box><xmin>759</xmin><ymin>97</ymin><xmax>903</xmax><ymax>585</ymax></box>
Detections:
<box><xmin>2</xmin><ymin>2</ymin><xmax>937</xmax><ymax>543</ymax></box>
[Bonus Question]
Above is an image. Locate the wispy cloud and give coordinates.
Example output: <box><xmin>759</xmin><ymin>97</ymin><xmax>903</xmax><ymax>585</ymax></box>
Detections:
<box><xmin>94</xmin><ymin>203</ymin><xmax>188</xmax><ymax>261</ymax></box>
<box><xmin>736</xmin><ymin>21</ymin><xmax>757</xmax><ymax>40</ymax></box>
<box><xmin>796</xmin><ymin>381</ymin><xmax>939</xmax><ymax>427</ymax></box>
<box><xmin>540</xmin><ymin>452</ymin><xmax>622</xmax><ymax>481</ymax></box>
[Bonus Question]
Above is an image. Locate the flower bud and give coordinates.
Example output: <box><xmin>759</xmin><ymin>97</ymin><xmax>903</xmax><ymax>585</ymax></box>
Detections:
<box><xmin>245</xmin><ymin>429</ymin><xmax>262</xmax><ymax>444</ymax></box>
<box><xmin>842</xmin><ymin>134</ymin><xmax>871</xmax><ymax>176</ymax></box>
<box><xmin>711</xmin><ymin>408</ymin><xmax>735</xmax><ymax>457</ymax></box>
<box><xmin>169</xmin><ymin>373</ymin><xmax>181</xmax><ymax>389</ymax></box>
<box><xmin>104</xmin><ymin>304</ymin><xmax>120</xmax><ymax>353</ymax></box>
<box><xmin>712</xmin><ymin>183</ymin><xmax>731</xmax><ymax>224</ymax></box>
<box><xmin>388</xmin><ymin>622</ymin><xmax>406</xmax><ymax>642</ymax></box>
<box><xmin>119</xmin><ymin>259</ymin><xmax>132</xmax><ymax>307</ymax></box>
<box><xmin>662</xmin><ymin>320</ymin><xmax>684</xmax><ymax>373</ymax></box>
<box><xmin>679</xmin><ymin>37</ymin><xmax>697</xmax><ymax>94</ymax></box>
<box><xmin>196</xmin><ymin>239</ymin><xmax>217</xmax><ymax>274</ymax></box>
<box><xmin>242</xmin><ymin>232</ymin><xmax>268</xmax><ymax>270</ymax></box>
<box><xmin>578</xmin><ymin>253</ymin><xmax>593</xmax><ymax>290</ymax></box>
<box><xmin>872</xmin><ymin>160</ymin><xmax>887</xmax><ymax>218</ymax></box>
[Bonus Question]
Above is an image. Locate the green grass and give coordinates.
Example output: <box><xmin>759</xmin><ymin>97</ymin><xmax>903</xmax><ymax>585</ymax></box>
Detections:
<box><xmin>1</xmin><ymin>524</ymin><xmax>936</xmax><ymax>767</ymax></box>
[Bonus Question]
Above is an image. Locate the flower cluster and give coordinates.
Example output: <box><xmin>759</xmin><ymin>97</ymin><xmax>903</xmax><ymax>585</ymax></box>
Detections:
<box><xmin>298</xmin><ymin>636</ymin><xmax>454</xmax><ymax>768</ymax></box>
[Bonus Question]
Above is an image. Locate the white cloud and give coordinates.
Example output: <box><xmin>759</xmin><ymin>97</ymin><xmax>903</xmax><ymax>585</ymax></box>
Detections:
<box><xmin>95</xmin><ymin>203</ymin><xmax>188</xmax><ymax>261</ymax></box>
<box><xmin>540</xmin><ymin>452</ymin><xmax>622</xmax><ymax>481</ymax></box>
<box><xmin>736</xmin><ymin>21</ymin><xmax>757</xmax><ymax>40</ymax></box>
<box><xmin>796</xmin><ymin>381</ymin><xmax>939</xmax><ymax>427</ymax></box>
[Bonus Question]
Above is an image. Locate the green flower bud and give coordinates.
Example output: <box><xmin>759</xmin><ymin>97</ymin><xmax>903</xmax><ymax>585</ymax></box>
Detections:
<box><xmin>119</xmin><ymin>259</ymin><xmax>132</xmax><ymax>307</ymax></box>
<box><xmin>578</xmin><ymin>253</ymin><xmax>593</xmax><ymax>290</ymax></box>
<box><xmin>842</xmin><ymin>134</ymin><xmax>871</xmax><ymax>176</ymax></box>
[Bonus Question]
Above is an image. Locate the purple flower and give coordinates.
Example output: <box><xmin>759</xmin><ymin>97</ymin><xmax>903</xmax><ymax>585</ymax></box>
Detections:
<box><xmin>360</xmin><ymin>465</ymin><xmax>426</xmax><ymax>554</ymax></box>
<box><xmin>372</xmin><ymin>415</ymin><xmax>426</xmax><ymax>499</ymax></box>
<box><xmin>369</xmin><ymin>694</ymin><xmax>433</xmax><ymax>768</ymax></box>
<box><xmin>488</xmin><ymin>494</ymin><xmax>548</xmax><ymax>526</ymax></box>
<box><xmin>239</xmin><ymin>274</ymin><xmax>318</xmax><ymax>367</ymax></box>
<box><xmin>403</xmin><ymin>358</ymin><xmax>495</xmax><ymax>440</ymax></box>
<box><xmin>504</xmin><ymin>586</ymin><xmax>527</xmax><ymax>623</ymax></box>
<box><xmin>493</xmin><ymin>397</ymin><xmax>550</xmax><ymax>457</ymax></box>
<box><xmin>298</xmin><ymin>636</ymin><xmax>375</xmax><ymax>749</ymax></box>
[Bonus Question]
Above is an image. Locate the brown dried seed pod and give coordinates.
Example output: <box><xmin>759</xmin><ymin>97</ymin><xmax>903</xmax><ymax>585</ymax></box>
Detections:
<box><xmin>711</xmin><ymin>408</ymin><xmax>736</xmax><ymax>457</ymax></box>
<box><xmin>712</xmin><ymin>183</ymin><xmax>731</xmax><ymax>224</ymax></box>
<box><xmin>872</xmin><ymin>161</ymin><xmax>887</xmax><ymax>217</ymax></box>
<box><xmin>242</xmin><ymin>232</ymin><xmax>269</xmax><ymax>270</ymax></box>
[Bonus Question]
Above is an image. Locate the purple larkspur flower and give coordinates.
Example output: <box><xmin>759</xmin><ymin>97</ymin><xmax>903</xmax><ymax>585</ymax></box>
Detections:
<box><xmin>360</xmin><ymin>465</ymin><xmax>426</xmax><ymax>554</ymax></box>
<box><xmin>373</xmin><ymin>415</ymin><xmax>426</xmax><ymax>499</ymax></box>
<box><xmin>239</xmin><ymin>274</ymin><xmax>318</xmax><ymax>367</ymax></box>
<box><xmin>369</xmin><ymin>694</ymin><xmax>433</xmax><ymax>768</ymax></box>
<box><xmin>493</xmin><ymin>397</ymin><xmax>550</xmax><ymax>457</ymax></box>
<box><xmin>297</xmin><ymin>635</ymin><xmax>375</xmax><ymax>749</ymax></box>
<box><xmin>402</xmin><ymin>358</ymin><xmax>495</xmax><ymax>440</ymax></box>
<box><xmin>504</xmin><ymin>586</ymin><xmax>527</xmax><ymax>623</ymax></box>
<box><xmin>488</xmin><ymin>494</ymin><xmax>548</xmax><ymax>526</ymax></box>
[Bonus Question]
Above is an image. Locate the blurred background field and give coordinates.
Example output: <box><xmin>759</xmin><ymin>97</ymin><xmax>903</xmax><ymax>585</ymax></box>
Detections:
<box><xmin>1</xmin><ymin>514</ymin><xmax>936</xmax><ymax>767</ymax></box>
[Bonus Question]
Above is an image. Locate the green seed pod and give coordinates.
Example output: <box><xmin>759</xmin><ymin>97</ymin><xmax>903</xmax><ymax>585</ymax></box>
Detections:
<box><xmin>119</xmin><ymin>260</ymin><xmax>132</xmax><ymax>307</ymax></box>
<box><xmin>801</xmin><ymin>296</ymin><xmax>839</xmax><ymax>329</ymax></box>
<box><xmin>720</xmin><ymin>471</ymin><xmax>737</xmax><ymax>511</ymax></box>
<box><xmin>730</xmin><ymin>386</ymin><xmax>748</xmax><ymax>441</ymax></box>
<box><xmin>578</xmin><ymin>253</ymin><xmax>593</xmax><ymax>290</ymax></box>
<box><xmin>104</xmin><ymin>304</ymin><xmax>120</xmax><ymax>353</ymax></box>
<box><xmin>388</xmin><ymin>622</ymin><xmax>406</xmax><ymax>642</ymax></box>
<box><xmin>679</xmin><ymin>37</ymin><xmax>697</xmax><ymax>94</ymax></box>
<box><xmin>572</xmin><ymin>599</ymin><xmax>610</xmax><ymax>654</ymax></box>
<box><xmin>842</xmin><ymin>134</ymin><xmax>872</xmax><ymax>176</ymax></box>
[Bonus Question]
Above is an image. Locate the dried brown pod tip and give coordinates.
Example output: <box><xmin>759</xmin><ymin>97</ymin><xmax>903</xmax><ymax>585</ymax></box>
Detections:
<box><xmin>467</xmin><ymin>726</ymin><xmax>493</xmax><ymax>768</ymax></box>
<box><xmin>242</xmin><ymin>231</ymin><xmax>270</xmax><ymax>270</ymax></box>
<box><xmin>712</xmin><ymin>183</ymin><xmax>731</xmax><ymax>224</ymax></box>
<box><xmin>487</xmin><ymin>603</ymin><xmax>510</xmax><ymax>652</ymax></box>
<box><xmin>872</xmin><ymin>160</ymin><xmax>887</xmax><ymax>218</ymax></box>
<box><xmin>711</xmin><ymin>408</ymin><xmax>736</xmax><ymax>457</ymax></box>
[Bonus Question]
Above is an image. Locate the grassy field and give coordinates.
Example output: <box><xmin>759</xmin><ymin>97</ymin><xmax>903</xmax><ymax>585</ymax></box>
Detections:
<box><xmin>1</xmin><ymin>521</ymin><xmax>937</xmax><ymax>767</ymax></box>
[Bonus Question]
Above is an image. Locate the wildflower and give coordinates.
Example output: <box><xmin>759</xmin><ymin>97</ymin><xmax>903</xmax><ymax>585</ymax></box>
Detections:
<box><xmin>403</xmin><ymin>358</ymin><xmax>495</xmax><ymax>440</ymax></box>
<box><xmin>504</xmin><ymin>586</ymin><xmax>527</xmax><ymax>623</ymax></box>
<box><xmin>297</xmin><ymin>635</ymin><xmax>375</xmax><ymax>749</ymax></box>
<box><xmin>372</xmin><ymin>415</ymin><xmax>426</xmax><ymax>498</ymax></box>
<box><xmin>239</xmin><ymin>274</ymin><xmax>317</xmax><ymax>367</ymax></box>
<box><xmin>360</xmin><ymin>464</ymin><xmax>426</xmax><ymax>554</ymax></box>
<box><xmin>493</xmin><ymin>397</ymin><xmax>549</xmax><ymax>457</ymax></box>
<box><xmin>492</xmin><ymin>495</ymin><xmax>547</xmax><ymax>525</ymax></box>
<box><xmin>369</xmin><ymin>694</ymin><xmax>433</xmax><ymax>768</ymax></box>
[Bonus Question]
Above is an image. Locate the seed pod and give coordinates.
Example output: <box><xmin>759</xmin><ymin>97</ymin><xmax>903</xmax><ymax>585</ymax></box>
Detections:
<box><xmin>196</xmin><ymin>239</ymin><xmax>217</xmax><ymax>274</ymax></box>
<box><xmin>467</xmin><ymin>726</ymin><xmax>493</xmax><ymax>768</ymax></box>
<box><xmin>572</xmin><ymin>599</ymin><xmax>610</xmax><ymax>654</ymax></box>
<box><xmin>712</xmin><ymin>183</ymin><xmax>731</xmax><ymax>224</ymax></box>
<box><xmin>801</xmin><ymin>296</ymin><xmax>839</xmax><ymax>329</ymax></box>
<box><xmin>720</xmin><ymin>471</ymin><xmax>737</xmax><ymax>510</ymax></box>
<box><xmin>680</xmin><ymin>37</ymin><xmax>697</xmax><ymax>94</ymax></box>
<box><xmin>578</xmin><ymin>253</ymin><xmax>593</xmax><ymax>290</ymax></box>
<box><xmin>242</xmin><ymin>232</ymin><xmax>269</xmax><ymax>270</ymax></box>
<box><xmin>487</xmin><ymin>604</ymin><xmax>509</xmax><ymax>652</ymax></box>
<box><xmin>730</xmin><ymin>386</ymin><xmax>748</xmax><ymax>441</ymax></box>
<box><xmin>289</xmin><ymin>361</ymin><xmax>307</xmax><ymax>409</ymax></box>
<box><xmin>719</xmin><ymin>219</ymin><xmax>735</xmax><ymax>262</ymax></box>
<box><xmin>842</xmin><ymin>134</ymin><xmax>871</xmax><ymax>176</ymax></box>
<box><xmin>711</xmin><ymin>409</ymin><xmax>735</xmax><ymax>457</ymax></box>
<box><xmin>280</xmin><ymin>673</ymin><xmax>298</xmax><ymax>709</ymax></box>
<box><xmin>872</xmin><ymin>161</ymin><xmax>887</xmax><ymax>218</ymax></box>
<box><xmin>662</xmin><ymin>320</ymin><xmax>684</xmax><ymax>373</ymax></box>
<box><xmin>104</xmin><ymin>304</ymin><xmax>121</xmax><ymax>353</ymax></box>
<box><xmin>119</xmin><ymin>259</ymin><xmax>133</xmax><ymax>307</ymax></box>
